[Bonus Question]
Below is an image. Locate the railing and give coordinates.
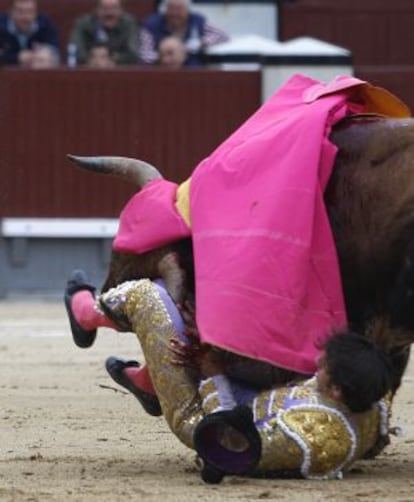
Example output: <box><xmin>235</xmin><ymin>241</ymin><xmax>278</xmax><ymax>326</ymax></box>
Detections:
<box><xmin>0</xmin><ymin>68</ymin><xmax>261</xmax><ymax>217</ymax></box>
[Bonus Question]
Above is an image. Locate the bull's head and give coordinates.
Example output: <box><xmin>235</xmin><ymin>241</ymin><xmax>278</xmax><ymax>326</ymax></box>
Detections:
<box><xmin>67</xmin><ymin>154</ymin><xmax>191</xmax><ymax>303</ymax></box>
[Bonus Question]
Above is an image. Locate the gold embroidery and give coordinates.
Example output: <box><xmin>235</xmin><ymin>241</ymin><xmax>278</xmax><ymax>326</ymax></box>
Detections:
<box><xmin>101</xmin><ymin>281</ymin><xmax>392</xmax><ymax>477</ymax></box>
<box><xmin>122</xmin><ymin>280</ymin><xmax>204</xmax><ymax>448</ymax></box>
<box><xmin>281</xmin><ymin>407</ymin><xmax>352</xmax><ymax>476</ymax></box>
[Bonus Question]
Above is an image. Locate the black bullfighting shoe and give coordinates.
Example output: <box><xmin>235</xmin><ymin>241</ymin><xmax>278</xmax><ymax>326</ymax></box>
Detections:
<box><xmin>105</xmin><ymin>357</ymin><xmax>162</xmax><ymax>417</ymax></box>
<box><xmin>194</xmin><ymin>405</ymin><xmax>262</xmax><ymax>483</ymax></box>
<box><xmin>64</xmin><ymin>269</ymin><xmax>97</xmax><ymax>348</ymax></box>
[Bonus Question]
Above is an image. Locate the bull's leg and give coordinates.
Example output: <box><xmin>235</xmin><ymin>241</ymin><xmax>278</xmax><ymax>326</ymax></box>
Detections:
<box><xmin>386</xmin><ymin>237</ymin><xmax>414</xmax><ymax>391</ymax></box>
<box><xmin>157</xmin><ymin>251</ymin><xmax>187</xmax><ymax>304</ymax></box>
<box><xmin>388</xmin><ymin>238</ymin><xmax>414</xmax><ymax>331</ymax></box>
<box><xmin>389</xmin><ymin>347</ymin><xmax>411</xmax><ymax>393</ymax></box>
<box><xmin>101</xmin><ymin>247</ymin><xmax>188</xmax><ymax>306</ymax></box>
<box><xmin>101</xmin><ymin>251</ymin><xmax>143</xmax><ymax>293</ymax></box>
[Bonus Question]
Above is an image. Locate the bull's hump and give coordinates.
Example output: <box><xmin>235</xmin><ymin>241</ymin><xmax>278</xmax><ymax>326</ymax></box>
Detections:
<box><xmin>331</xmin><ymin>116</ymin><xmax>414</xmax><ymax>164</ymax></box>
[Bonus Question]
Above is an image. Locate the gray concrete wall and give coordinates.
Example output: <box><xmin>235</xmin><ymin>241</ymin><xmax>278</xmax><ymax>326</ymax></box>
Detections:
<box><xmin>0</xmin><ymin>237</ymin><xmax>112</xmax><ymax>298</ymax></box>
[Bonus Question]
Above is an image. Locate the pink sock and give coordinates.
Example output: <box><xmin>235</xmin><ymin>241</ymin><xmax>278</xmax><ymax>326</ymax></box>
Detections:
<box><xmin>124</xmin><ymin>365</ymin><xmax>156</xmax><ymax>395</ymax></box>
<box><xmin>72</xmin><ymin>291</ymin><xmax>156</xmax><ymax>395</ymax></box>
<box><xmin>71</xmin><ymin>290</ymin><xmax>116</xmax><ymax>331</ymax></box>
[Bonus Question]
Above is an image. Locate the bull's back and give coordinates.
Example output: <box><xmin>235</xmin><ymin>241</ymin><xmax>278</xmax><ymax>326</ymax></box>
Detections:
<box><xmin>326</xmin><ymin>117</ymin><xmax>414</xmax><ymax>329</ymax></box>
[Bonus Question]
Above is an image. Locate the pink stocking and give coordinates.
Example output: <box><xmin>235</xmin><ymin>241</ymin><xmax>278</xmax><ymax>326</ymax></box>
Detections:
<box><xmin>72</xmin><ymin>290</ymin><xmax>156</xmax><ymax>395</ymax></box>
<box><xmin>124</xmin><ymin>365</ymin><xmax>156</xmax><ymax>395</ymax></box>
<box><xmin>72</xmin><ymin>290</ymin><xmax>157</xmax><ymax>395</ymax></box>
<box><xmin>71</xmin><ymin>290</ymin><xmax>116</xmax><ymax>330</ymax></box>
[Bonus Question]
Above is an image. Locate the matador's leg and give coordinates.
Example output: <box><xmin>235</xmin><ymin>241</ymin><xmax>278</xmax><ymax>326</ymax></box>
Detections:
<box><xmin>100</xmin><ymin>279</ymin><xmax>263</xmax><ymax>484</ymax></box>
<box><xmin>100</xmin><ymin>279</ymin><xmax>204</xmax><ymax>448</ymax></box>
<box><xmin>64</xmin><ymin>269</ymin><xmax>159</xmax><ymax>413</ymax></box>
<box><xmin>99</xmin><ymin>280</ymin><xmax>392</xmax><ymax>483</ymax></box>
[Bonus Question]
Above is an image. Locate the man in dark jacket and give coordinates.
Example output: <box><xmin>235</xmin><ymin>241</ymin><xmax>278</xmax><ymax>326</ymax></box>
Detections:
<box><xmin>69</xmin><ymin>0</ymin><xmax>138</xmax><ymax>66</ymax></box>
<box><xmin>139</xmin><ymin>0</ymin><xmax>228</xmax><ymax>66</ymax></box>
<box><xmin>0</xmin><ymin>0</ymin><xmax>59</xmax><ymax>66</ymax></box>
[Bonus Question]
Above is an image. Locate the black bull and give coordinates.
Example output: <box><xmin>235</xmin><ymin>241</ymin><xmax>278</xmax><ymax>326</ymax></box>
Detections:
<box><xmin>68</xmin><ymin>115</ymin><xmax>414</xmax><ymax>392</ymax></box>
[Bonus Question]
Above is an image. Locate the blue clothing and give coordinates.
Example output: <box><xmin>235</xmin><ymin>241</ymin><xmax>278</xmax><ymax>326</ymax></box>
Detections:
<box><xmin>142</xmin><ymin>12</ymin><xmax>206</xmax><ymax>66</ymax></box>
<box><xmin>0</xmin><ymin>14</ymin><xmax>59</xmax><ymax>65</ymax></box>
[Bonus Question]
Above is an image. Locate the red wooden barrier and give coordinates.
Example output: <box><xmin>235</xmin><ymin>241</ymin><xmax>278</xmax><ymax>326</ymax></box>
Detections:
<box><xmin>279</xmin><ymin>0</ymin><xmax>414</xmax><ymax>66</ymax></box>
<box><xmin>0</xmin><ymin>69</ymin><xmax>261</xmax><ymax>217</ymax></box>
<box><xmin>279</xmin><ymin>0</ymin><xmax>414</xmax><ymax>111</ymax></box>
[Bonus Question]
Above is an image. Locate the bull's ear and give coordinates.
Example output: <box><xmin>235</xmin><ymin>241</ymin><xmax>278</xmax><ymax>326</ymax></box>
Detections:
<box><xmin>66</xmin><ymin>154</ymin><xmax>162</xmax><ymax>187</ymax></box>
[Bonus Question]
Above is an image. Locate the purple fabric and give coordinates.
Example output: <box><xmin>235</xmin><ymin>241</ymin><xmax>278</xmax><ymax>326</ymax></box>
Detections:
<box><xmin>197</xmin><ymin>424</ymin><xmax>256</xmax><ymax>474</ymax></box>
<box><xmin>155</xmin><ymin>280</ymin><xmax>259</xmax><ymax>408</ymax></box>
<box><xmin>154</xmin><ymin>280</ymin><xmax>186</xmax><ymax>342</ymax></box>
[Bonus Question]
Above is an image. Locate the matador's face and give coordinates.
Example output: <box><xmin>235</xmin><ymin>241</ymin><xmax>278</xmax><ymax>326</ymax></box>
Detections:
<box><xmin>316</xmin><ymin>355</ymin><xmax>330</xmax><ymax>394</ymax></box>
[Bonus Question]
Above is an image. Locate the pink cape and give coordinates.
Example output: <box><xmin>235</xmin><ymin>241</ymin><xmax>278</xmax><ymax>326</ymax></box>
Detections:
<box><xmin>114</xmin><ymin>74</ymin><xmax>378</xmax><ymax>374</ymax></box>
<box><xmin>114</xmin><ymin>179</ymin><xmax>191</xmax><ymax>254</ymax></box>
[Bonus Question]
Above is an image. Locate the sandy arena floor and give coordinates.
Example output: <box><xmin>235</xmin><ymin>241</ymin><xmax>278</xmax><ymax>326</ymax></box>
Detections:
<box><xmin>1</xmin><ymin>301</ymin><xmax>414</xmax><ymax>501</ymax></box>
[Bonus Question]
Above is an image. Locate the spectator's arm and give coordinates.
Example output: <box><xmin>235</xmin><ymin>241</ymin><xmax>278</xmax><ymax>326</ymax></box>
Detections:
<box><xmin>202</xmin><ymin>23</ymin><xmax>229</xmax><ymax>48</ymax></box>
<box><xmin>138</xmin><ymin>27</ymin><xmax>158</xmax><ymax>64</ymax></box>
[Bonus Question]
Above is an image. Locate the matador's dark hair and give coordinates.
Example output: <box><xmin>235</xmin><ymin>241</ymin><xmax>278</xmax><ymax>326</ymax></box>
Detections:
<box><xmin>323</xmin><ymin>332</ymin><xmax>393</xmax><ymax>413</ymax></box>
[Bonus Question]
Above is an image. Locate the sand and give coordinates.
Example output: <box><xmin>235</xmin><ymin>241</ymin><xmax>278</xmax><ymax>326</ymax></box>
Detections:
<box><xmin>1</xmin><ymin>301</ymin><xmax>414</xmax><ymax>502</ymax></box>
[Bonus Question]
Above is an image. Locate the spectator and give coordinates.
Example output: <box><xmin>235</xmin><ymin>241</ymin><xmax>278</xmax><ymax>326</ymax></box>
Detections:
<box><xmin>0</xmin><ymin>0</ymin><xmax>59</xmax><ymax>66</ymax></box>
<box><xmin>69</xmin><ymin>0</ymin><xmax>138</xmax><ymax>66</ymax></box>
<box><xmin>28</xmin><ymin>43</ymin><xmax>59</xmax><ymax>69</ymax></box>
<box><xmin>158</xmin><ymin>35</ymin><xmax>188</xmax><ymax>69</ymax></box>
<box><xmin>87</xmin><ymin>43</ymin><xmax>115</xmax><ymax>68</ymax></box>
<box><xmin>140</xmin><ymin>0</ymin><xmax>228</xmax><ymax>66</ymax></box>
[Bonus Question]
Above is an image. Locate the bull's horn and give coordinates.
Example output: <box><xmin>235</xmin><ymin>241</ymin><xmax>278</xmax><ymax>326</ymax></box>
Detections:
<box><xmin>67</xmin><ymin>155</ymin><xmax>162</xmax><ymax>187</ymax></box>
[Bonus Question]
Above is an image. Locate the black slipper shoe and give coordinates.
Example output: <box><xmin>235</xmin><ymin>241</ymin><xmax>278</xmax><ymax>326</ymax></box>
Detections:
<box><xmin>105</xmin><ymin>356</ymin><xmax>162</xmax><ymax>417</ymax></box>
<box><xmin>64</xmin><ymin>269</ymin><xmax>97</xmax><ymax>348</ymax></box>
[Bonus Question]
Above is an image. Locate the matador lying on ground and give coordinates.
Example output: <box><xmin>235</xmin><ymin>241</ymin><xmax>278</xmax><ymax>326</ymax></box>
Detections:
<box><xmin>65</xmin><ymin>274</ymin><xmax>393</xmax><ymax>483</ymax></box>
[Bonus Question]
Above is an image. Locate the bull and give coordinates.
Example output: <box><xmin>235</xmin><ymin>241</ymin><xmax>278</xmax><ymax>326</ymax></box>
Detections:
<box><xmin>67</xmin><ymin>114</ymin><xmax>414</xmax><ymax>393</ymax></box>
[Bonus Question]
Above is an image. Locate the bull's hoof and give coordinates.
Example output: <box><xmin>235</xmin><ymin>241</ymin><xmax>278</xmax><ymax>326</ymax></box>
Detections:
<box><xmin>64</xmin><ymin>269</ymin><xmax>97</xmax><ymax>348</ymax></box>
<box><xmin>105</xmin><ymin>357</ymin><xmax>162</xmax><ymax>417</ymax></box>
